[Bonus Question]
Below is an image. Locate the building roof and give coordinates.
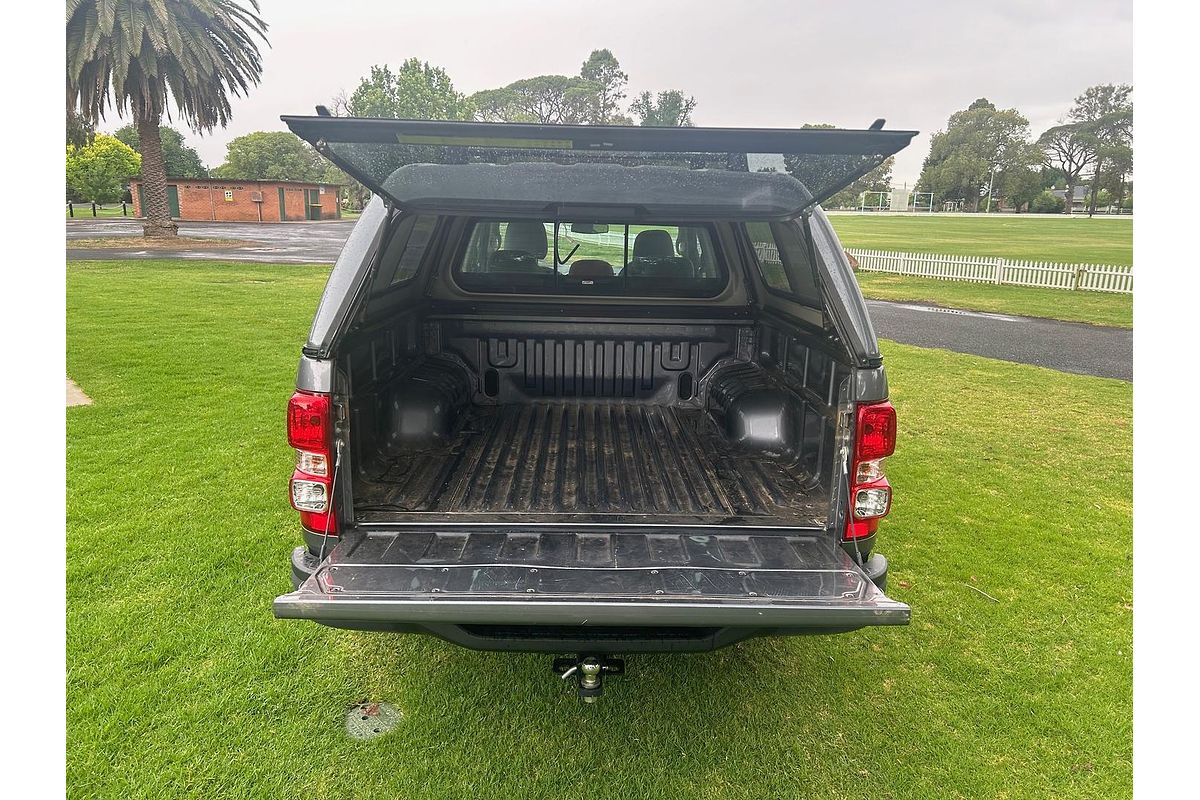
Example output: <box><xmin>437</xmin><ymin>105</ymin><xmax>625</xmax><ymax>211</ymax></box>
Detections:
<box><xmin>130</xmin><ymin>176</ymin><xmax>343</xmax><ymax>187</ymax></box>
<box><xmin>1050</xmin><ymin>185</ymin><xmax>1091</xmax><ymax>200</ymax></box>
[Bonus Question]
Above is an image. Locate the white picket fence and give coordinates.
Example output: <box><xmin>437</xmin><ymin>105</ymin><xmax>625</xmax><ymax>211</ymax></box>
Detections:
<box><xmin>846</xmin><ymin>248</ymin><xmax>1133</xmax><ymax>294</ymax></box>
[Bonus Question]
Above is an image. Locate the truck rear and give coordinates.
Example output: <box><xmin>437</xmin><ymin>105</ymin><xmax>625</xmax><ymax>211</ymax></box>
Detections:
<box><xmin>273</xmin><ymin>117</ymin><xmax>913</xmax><ymax>694</ymax></box>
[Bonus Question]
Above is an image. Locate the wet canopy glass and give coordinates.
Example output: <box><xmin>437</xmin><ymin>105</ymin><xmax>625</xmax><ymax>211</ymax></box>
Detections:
<box><xmin>283</xmin><ymin>116</ymin><xmax>916</xmax><ymax>219</ymax></box>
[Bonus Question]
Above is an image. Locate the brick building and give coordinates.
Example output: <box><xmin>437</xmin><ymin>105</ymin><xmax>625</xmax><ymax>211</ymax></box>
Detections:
<box><xmin>129</xmin><ymin>177</ymin><xmax>342</xmax><ymax>222</ymax></box>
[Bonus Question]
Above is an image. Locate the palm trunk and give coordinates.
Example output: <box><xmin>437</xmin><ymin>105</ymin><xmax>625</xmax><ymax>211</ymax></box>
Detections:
<box><xmin>136</xmin><ymin>114</ymin><xmax>178</xmax><ymax>238</ymax></box>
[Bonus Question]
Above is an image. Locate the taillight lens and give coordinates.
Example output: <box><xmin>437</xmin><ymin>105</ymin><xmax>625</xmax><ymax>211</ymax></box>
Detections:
<box><xmin>845</xmin><ymin>400</ymin><xmax>896</xmax><ymax>540</ymax></box>
<box><xmin>856</xmin><ymin>401</ymin><xmax>896</xmax><ymax>460</ymax></box>
<box><xmin>288</xmin><ymin>391</ymin><xmax>337</xmax><ymax>534</ymax></box>
<box><xmin>288</xmin><ymin>391</ymin><xmax>331</xmax><ymax>451</ymax></box>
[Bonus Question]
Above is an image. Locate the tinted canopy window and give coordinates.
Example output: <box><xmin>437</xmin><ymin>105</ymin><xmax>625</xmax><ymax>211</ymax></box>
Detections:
<box><xmin>283</xmin><ymin>117</ymin><xmax>916</xmax><ymax>219</ymax></box>
<box><xmin>456</xmin><ymin>220</ymin><xmax>725</xmax><ymax>297</ymax></box>
<box><xmin>745</xmin><ymin>221</ymin><xmax>822</xmax><ymax>305</ymax></box>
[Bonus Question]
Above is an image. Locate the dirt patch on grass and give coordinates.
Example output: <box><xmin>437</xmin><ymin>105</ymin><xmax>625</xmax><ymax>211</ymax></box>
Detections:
<box><xmin>68</xmin><ymin>236</ymin><xmax>255</xmax><ymax>250</ymax></box>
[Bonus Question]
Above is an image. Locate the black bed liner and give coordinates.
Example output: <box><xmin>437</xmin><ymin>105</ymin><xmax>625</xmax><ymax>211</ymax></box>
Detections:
<box><xmin>353</xmin><ymin>403</ymin><xmax>829</xmax><ymax>526</ymax></box>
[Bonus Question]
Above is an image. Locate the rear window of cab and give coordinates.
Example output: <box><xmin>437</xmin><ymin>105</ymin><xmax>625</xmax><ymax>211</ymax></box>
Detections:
<box><xmin>453</xmin><ymin>219</ymin><xmax>727</xmax><ymax>298</ymax></box>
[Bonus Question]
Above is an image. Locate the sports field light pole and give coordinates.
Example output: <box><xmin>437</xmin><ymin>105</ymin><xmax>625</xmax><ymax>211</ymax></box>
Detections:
<box><xmin>984</xmin><ymin>164</ymin><xmax>1000</xmax><ymax>213</ymax></box>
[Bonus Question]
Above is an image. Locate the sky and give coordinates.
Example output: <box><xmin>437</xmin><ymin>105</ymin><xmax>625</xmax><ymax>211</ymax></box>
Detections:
<box><xmin>103</xmin><ymin>0</ymin><xmax>1133</xmax><ymax>186</ymax></box>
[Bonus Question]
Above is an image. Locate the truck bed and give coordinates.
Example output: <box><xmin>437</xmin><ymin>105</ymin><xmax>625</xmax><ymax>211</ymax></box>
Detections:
<box><xmin>352</xmin><ymin>402</ymin><xmax>829</xmax><ymax>527</ymax></box>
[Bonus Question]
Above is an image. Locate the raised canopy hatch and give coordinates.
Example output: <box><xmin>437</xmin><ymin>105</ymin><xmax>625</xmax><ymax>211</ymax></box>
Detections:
<box><xmin>283</xmin><ymin>115</ymin><xmax>917</xmax><ymax>219</ymax></box>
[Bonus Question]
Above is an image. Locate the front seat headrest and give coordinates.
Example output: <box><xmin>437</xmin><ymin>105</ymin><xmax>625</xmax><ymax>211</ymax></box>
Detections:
<box><xmin>632</xmin><ymin>229</ymin><xmax>676</xmax><ymax>261</ymax></box>
<box><xmin>502</xmin><ymin>221</ymin><xmax>548</xmax><ymax>259</ymax></box>
<box><xmin>568</xmin><ymin>259</ymin><xmax>613</xmax><ymax>278</ymax></box>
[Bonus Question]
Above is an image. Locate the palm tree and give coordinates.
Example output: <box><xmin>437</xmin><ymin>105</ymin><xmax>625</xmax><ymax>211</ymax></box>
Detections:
<box><xmin>66</xmin><ymin>1</ymin><xmax>268</xmax><ymax>237</ymax></box>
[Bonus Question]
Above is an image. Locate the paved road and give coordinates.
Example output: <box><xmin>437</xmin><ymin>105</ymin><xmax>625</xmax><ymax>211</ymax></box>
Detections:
<box><xmin>67</xmin><ymin>219</ymin><xmax>1132</xmax><ymax>381</ymax></box>
<box><xmin>868</xmin><ymin>300</ymin><xmax>1131</xmax><ymax>381</ymax></box>
<box><xmin>66</xmin><ymin>217</ymin><xmax>353</xmax><ymax>263</ymax></box>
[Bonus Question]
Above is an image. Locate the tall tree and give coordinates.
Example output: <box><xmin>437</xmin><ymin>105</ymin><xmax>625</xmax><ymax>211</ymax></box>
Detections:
<box><xmin>998</xmin><ymin>165</ymin><xmax>1046</xmax><ymax>213</ymax></box>
<box><xmin>114</xmin><ymin>124</ymin><xmax>207</xmax><ymax>177</ymax></box>
<box><xmin>66</xmin><ymin>133</ymin><xmax>141</xmax><ymax>204</ymax></box>
<box><xmin>338</xmin><ymin>59</ymin><xmax>472</xmax><ymax>208</ymax></box>
<box><xmin>1068</xmin><ymin>84</ymin><xmax>1133</xmax><ymax>216</ymax></box>
<box><xmin>629</xmin><ymin>90</ymin><xmax>697</xmax><ymax>127</ymax></box>
<box><xmin>579</xmin><ymin>49</ymin><xmax>628</xmax><ymax>124</ymax></box>
<box><xmin>1037</xmin><ymin>123</ymin><xmax>1097</xmax><ymax>214</ymax></box>
<box><xmin>916</xmin><ymin>98</ymin><xmax>1033</xmax><ymax>212</ymax></box>
<box><xmin>469</xmin><ymin>75</ymin><xmax>596</xmax><ymax>124</ymax></box>
<box><xmin>67</xmin><ymin>0</ymin><xmax>267</xmax><ymax>237</ymax></box>
<box><xmin>212</xmin><ymin>131</ymin><xmax>324</xmax><ymax>181</ymax></box>
<box><xmin>346</xmin><ymin>60</ymin><xmax>472</xmax><ymax>120</ymax></box>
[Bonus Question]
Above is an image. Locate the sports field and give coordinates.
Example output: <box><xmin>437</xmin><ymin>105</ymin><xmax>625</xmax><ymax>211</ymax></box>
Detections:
<box><xmin>828</xmin><ymin>215</ymin><xmax>1133</xmax><ymax>326</ymax></box>
<box><xmin>829</xmin><ymin>214</ymin><xmax>1132</xmax><ymax>265</ymax></box>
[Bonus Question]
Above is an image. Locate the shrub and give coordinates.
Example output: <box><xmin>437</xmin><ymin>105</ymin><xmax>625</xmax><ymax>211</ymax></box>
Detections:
<box><xmin>1031</xmin><ymin>191</ymin><xmax>1066</xmax><ymax>214</ymax></box>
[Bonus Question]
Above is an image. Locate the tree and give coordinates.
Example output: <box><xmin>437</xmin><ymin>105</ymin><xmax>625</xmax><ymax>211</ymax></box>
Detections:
<box><xmin>67</xmin><ymin>110</ymin><xmax>93</xmax><ymax>148</ymax></box>
<box><xmin>66</xmin><ymin>133</ymin><xmax>141</xmax><ymax>204</ymax></box>
<box><xmin>114</xmin><ymin>124</ymin><xmax>207</xmax><ymax>178</ymax></box>
<box><xmin>1031</xmin><ymin>191</ymin><xmax>1065</xmax><ymax>214</ymax></box>
<box><xmin>212</xmin><ymin>131</ymin><xmax>324</xmax><ymax>181</ymax></box>
<box><xmin>1068</xmin><ymin>84</ymin><xmax>1133</xmax><ymax>216</ymax></box>
<box><xmin>916</xmin><ymin>98</ymin><xmax>1034</xmax><ymax>211</ymax></box>
<box><xmin>1037</xmin><ymin>122</ymin><xmax>1097</xmax><ymax>214</ymax></box>
<box><xmin>629</xmin><ymin>90</ymin><xmax>697</xmax><ymax>127</ymax></box>
<box><xmin>67</xmin><ymin>0</ymin><xmax>267</xmax><ymax>237</ymax></box>
<box><xmin>469</xmin><ymin>75</ymin><xmax>596</xmax><ymax>124</ymax></box>
<box><xmin>580</xmin><ymin>49</ymin><xmax>628</xmax><ymax>124</ymax></box>
<box><xmin>346</xmin><ymin>60</ymin><xmax>472</xmax><ymax>120</ymax></box>
<box><xmin>999</xmin><ymin>166</ymin><xmax>1046</xmax><ymax>213</ymax></box>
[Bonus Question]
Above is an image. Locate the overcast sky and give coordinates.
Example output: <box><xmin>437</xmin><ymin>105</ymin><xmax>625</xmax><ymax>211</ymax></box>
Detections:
<box><xmin>103</xmin><ymin>0</ymin><xmax>1132</xmax><ymax>186</ymax></box>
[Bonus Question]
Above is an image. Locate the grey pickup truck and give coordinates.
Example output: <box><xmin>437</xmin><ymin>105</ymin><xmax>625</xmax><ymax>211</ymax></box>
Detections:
<box><xmin>274</xmin><ymin>114</ymin><xmax>913</xmax><ymax>699</ymax></box>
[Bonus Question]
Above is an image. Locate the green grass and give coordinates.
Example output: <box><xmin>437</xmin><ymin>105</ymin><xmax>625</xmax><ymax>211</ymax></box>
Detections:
<box><xmin>68</xmin><ymin>259</ymin><xmax>1131</xmax><ymax>799</ymax></box>
<box><xmin>855</xmin><ymin>273</ymin><xmax>1133</xmax><ymax>328</ymax></box>
<box><xmin>829</xmin><ymin>215</ymin><xmax>1132</xmax><ymax>266</ymax></box>
<box><xmin>67</xmin><ymin>204</ymin><xmax>134</xmax><ymax>219</ymax></box>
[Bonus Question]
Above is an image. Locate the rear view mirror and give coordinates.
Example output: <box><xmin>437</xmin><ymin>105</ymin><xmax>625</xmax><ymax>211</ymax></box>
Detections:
<box><xmin>570</xmin><ymin>223</ymin><xmax>609</xmax><ymax>234</ymax></box>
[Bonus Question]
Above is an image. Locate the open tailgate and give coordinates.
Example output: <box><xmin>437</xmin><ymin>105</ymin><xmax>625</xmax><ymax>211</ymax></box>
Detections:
<box><xmin>274</xmin><ymin>529</ymin><xmax>910</xmax><ymax>628</ymax></box>
<box><xmin>283</xmin><ymin>115</ymin><xmax>916</xmax><ymax>218</ymax></box>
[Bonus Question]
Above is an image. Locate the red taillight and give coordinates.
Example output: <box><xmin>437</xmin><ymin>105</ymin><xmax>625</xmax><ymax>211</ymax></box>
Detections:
<box><xmin>855</xmin><ymin>401</ymin><xmax>896</xmax><ymax>460</ymax></box>
<box><xmin>844</xmin><ymin>400</ymin><xmax>896</xmax><ymax>540</ymax></box>
<box><xmin>288</xmin><ymin>391</ymin><xmax>337</xmax><ymax>534</ymax></box>
<box><xmin>288</xmin><ymin>391</ymin><xmax>331</xmax><ymax>451</ymax></box>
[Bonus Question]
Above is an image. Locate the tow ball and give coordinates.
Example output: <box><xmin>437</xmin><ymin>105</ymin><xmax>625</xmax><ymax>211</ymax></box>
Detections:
<box><xmin>553</xmin><ymin>655</ymin><xmax>625</xmax><ymax>702</ymax></box>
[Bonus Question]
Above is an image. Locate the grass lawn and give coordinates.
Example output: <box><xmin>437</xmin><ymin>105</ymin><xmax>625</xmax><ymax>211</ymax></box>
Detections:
<box><xmin>67</xmin><ymin>259</ymin><xmax>1131</xmax><ymax>799</ymax></box>
<box><xmin>829</xmin><ymin>215</ymin><xmax>1132</xmax><ymax>266</ymax></box>
<box><xmin>67</xmin><ymin>204</ymin><xmax>134</xmax><ymax>219</ymax></box>
<box><xmin>856</xmin><ymin>273</ymin><xmax>1133</xmax><ymax>328</ymax></box>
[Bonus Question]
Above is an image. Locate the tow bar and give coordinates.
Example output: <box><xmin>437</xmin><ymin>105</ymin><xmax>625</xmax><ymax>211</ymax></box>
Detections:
<box><xmin>553</xmin><ymin>655</ymin><xmax>625</xmax><ymax>702</ymax></box>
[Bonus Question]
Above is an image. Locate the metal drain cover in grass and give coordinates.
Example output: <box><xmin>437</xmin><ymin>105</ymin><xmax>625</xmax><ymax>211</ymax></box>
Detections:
<box><xmin>345</xmin><ymin>701</ymin><xmax>402</xmax><ymax>739</ymax></box>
